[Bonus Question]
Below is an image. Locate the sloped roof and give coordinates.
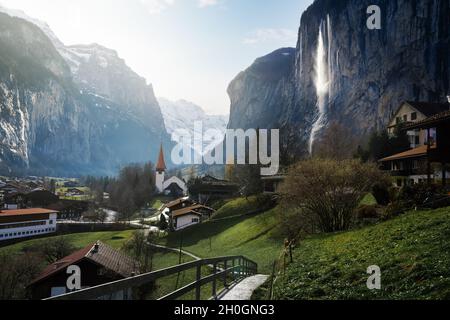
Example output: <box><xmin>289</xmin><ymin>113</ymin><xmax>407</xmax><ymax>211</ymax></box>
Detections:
<box><xmin>0</xmin><ymin>208</ymin><xmax>58</xmax><ymax>217</ymax></box>
<box><xmin>30</xmin><ymin>241</ymin><xmax>139</xmax><ymax>286</ymax></box>
<box><xmin>403</xmin><ymin>110</ymin><xmax>450</xmax><ymax>130</ymax></box>
<box><xmin>379</xmin><ymin>145</ymin><xmax>433</xmax><ymax>162</ymax></box>
<box><xmin>163</xmin><ymin>197</ymin><xmax>192</xmax><ymax>210</ymax></box>
<box><xmin>172</xmin><ymin>204</ymin><xmax>215</xmax><ymax>218</ymax></box>
<box><xmin>406</xmin><ymin>101</ymin><xmax>450</xmax><ymax>117</ymax></box>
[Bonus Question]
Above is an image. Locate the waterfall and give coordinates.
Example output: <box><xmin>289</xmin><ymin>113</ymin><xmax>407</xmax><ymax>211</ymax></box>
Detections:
<box><xmin>309</xmin><ymin>20</ymin><xmax>330</xmax><ymax>154</ymax></box>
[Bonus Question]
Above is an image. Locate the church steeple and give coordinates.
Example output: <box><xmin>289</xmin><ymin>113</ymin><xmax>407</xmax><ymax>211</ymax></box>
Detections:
<box><xmin>156</xmin><ymin>144</ymin><xmax>167</xmax><ymax>173</ymax></box>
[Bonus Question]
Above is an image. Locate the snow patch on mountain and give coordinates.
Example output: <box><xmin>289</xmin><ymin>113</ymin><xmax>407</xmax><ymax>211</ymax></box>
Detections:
<box><xmin>158</xmin><ymin>98</ymin><xmax>229</xmax><ymax>155</ymax></box>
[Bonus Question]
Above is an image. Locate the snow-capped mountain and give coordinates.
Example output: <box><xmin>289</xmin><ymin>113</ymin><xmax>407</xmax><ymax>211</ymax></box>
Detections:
<box><xmin>158</xmin><ymin>98</ymin><xmax>229</xmax><ymax>156</ymax></box>
<box><xmin>0</xmin><ymin>5</ymin><xmax>171</xmax><ymax>176</ymax></box>
<box><xmin>0</xmin><ymin>4</ymin><xmax>62</xmax><ymax>46</ymax></box>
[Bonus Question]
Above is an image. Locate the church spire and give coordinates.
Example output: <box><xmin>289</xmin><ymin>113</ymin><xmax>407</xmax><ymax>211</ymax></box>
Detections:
<box><xmin>156</xmin><ymin>144</ymin><xmax>167</xmax><ymax>172</ymax></box>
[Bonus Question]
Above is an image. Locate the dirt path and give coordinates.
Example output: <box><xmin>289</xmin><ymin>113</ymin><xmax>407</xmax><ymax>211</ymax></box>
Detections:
<box><xmin>148</xmin><ymin>243</ymin><xmax>202</xmax><ymax>261</ymax></box>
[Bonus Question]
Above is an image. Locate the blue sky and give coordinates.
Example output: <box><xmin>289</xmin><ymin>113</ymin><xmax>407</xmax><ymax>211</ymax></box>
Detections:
<box><xmin>0</xmin><ymin>0</ymin><xmax>313</xmax><ymax>114</ymax></box>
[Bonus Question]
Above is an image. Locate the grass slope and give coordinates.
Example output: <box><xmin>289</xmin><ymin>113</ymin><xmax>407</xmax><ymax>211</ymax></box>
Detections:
<box><xmin>0</xmin><ymin>230</ymin><xmax>136</xmax><ymax>254</ymax></box>
<box><xmin>273</xmin><ymin>207</ymin><xmax>450</xmax><ymax>300</ymax></box>
<box><xmin>160</xmin><ymin>208</ymin><xmax>284</xmax><ymax>274</ymax></box>
<box><xmin>211</xmin><ymin>196</ymin><xmax>261</xmax><ymax>220</ymax></box>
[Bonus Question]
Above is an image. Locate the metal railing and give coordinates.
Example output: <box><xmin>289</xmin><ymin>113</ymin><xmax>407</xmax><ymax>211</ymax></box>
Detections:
<box><xmin>45</xmin><ymin>255</ymin><xmax>258</xmax><ymax>301</ymax></box>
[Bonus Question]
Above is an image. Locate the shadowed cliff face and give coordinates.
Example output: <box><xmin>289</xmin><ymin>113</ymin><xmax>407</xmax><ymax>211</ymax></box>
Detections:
<box><xmin>228</xmin><ymin>0</ymin><xmax>450</xmax><ymax>160</ymax></box>
<box><xmin>0</xmin><ymin>13</ymin><xmax>170</xmax><ymax>176</ymax></box>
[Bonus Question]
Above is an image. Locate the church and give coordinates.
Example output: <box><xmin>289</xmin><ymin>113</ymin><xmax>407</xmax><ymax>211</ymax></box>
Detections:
<box><xmin>155</xmin><ymin>145</ymin><xmax>188</xmax><ymax>197</ymax></box>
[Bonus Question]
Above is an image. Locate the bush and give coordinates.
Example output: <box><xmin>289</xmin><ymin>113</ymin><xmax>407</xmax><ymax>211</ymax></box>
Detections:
<box><xmin>280</xmin><ymin>159</ymin><xmax>390</xmax><ymax>233</ymax></box>
<box><xmin>372</xmin><ymin>183</ymin><xmax>391</xmax><ymax>206</ymax></box>
<box><xmin>382</xmin><ymin>201</ymin><xmax>410</xmax><ymax>221</ymax></box>
<box><xmin>399</xmin><ymin>184</ymin><xmax>446</xmax><ymax>208</ymax></box>
<box><xmin>356</xmin><ymin>205</ymin><xmax>379</xmax><ymax>220</ymax></box>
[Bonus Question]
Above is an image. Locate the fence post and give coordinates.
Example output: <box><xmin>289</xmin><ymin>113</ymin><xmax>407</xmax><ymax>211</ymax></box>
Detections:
<box><xmin>212</xmin><ymin>263</ymin><xmax>217</xmax><ymax>300</ymax></box>
<box><xmin>224</xmin><ymin>260</ymin><xmax>228</xmax><ymax>288</ymax></box>
<box><xmin>195</xmin><ymin>264</ymin><xmax>201</xmax><ymax>300</ymax></box>
<box><xmin>268</xmin><ymin>260</ymin><xmax>277</xmax><ymax>300</ymax></box>
<box><xmin>232</xmin><ymin>259</ymin><xmax>236</xmax><ymax>282</ymax></box>
<box><xmin>239</xmin><ymin>257</ymin><xmax>243</xmax><ymax>278</ymax></box>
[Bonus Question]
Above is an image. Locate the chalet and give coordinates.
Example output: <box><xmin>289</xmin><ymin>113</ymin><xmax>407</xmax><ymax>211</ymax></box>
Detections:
<box><xmin>2</xmin><ymin>191</ymin><xmax>27</xmax><ymax>210</ymax></box>
<box><xmin>189</xmin><ymin>175</ymin><xmax>239</xmax><ymax>203</ymax></box>
<box><xmin>381</xmin><ymin>100</ymin><xmax>450</xmax><ymax>187</ymax></box>
<box><xmin>46</xmin><ymin>200</ymin><xmax>89</xmax><ymax>221</ymax></box>
<box><xmin>161</xmin><ymin>197</ymin><xmax>196</xmax><ymax>215</ymax></box>
<box><xmin>0</xmin><ymin>208</ymin><xmax>58</xmax><ymax>241</ymax></box>
<box><xmin>29</xmin><ymin>241</ymin><xmax>139</xmax><ymax>300</ymax></box>
<box><xmin>171</xmin><ymin>204</ymin><xmax>215</xmax><ymax>231</ymax></box>
<box><xmin>387</xmin><ymin>101</ymin><xmax>449</xmax><ymax>148</ymax></box>
<box><xmin>24</xmin><ymin>190</ymin><xmax>59</xmax><ymax>208</ymax></box>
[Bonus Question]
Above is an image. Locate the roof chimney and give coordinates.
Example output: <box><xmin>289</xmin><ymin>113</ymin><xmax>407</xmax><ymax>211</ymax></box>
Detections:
<box><xmin>93</xmin><ymin>241</ymin><xmax>100</xmax><ymax>253</ymax></box>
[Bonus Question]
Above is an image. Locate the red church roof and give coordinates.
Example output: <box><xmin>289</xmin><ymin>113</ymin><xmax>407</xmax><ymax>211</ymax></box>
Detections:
<box><xmin>156</xmin><ymin>144</ymin><xmax>167</xmax><ymax>172</ymax></box>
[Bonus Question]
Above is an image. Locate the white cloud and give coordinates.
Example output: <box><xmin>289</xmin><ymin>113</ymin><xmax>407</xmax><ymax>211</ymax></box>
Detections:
<box><xmin>243</xmin><ymin>28</ymin><xmax>297</xmax><ymax>45</ymax></box>
<box><xmin>139</xmin><ymin>0</ymin><xmax>175</xmax><ymax>15</ymax></box>
<box><xmin>197</xmin><ymin>0</ymin><xmax>218</xmax><ymax>8</ymax></box>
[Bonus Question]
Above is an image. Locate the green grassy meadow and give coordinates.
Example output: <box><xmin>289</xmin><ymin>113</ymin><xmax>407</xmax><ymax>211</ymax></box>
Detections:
<box><xmin>272</xmin><ymin>207</ymin><xmax>450</xmax><ymax>300</ymax></box>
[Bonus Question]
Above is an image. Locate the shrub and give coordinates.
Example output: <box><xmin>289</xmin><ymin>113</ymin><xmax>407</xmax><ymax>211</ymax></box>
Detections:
<box><xmin>372</xmin><ymin>183</ymin><xmax>391</xmax><ymax>206</ymax></box>
<box><xmin>356</xmin><ymin>205</ymin><xmax>379</xmax><ymax>220</ymax></box>
<box><xmin>280</xmin><ymin>159</ymin><xmax>390</xmax><ymax>233</ymax></box>
<box><xmin>382</xmin><ymin>201</ymin><xmax>411</xmax><ymax>221</ymax></box>
<box><xmin>399</xmin><ymin>183</ymin><xmax>446</xmax><ymax>208</ymax></box>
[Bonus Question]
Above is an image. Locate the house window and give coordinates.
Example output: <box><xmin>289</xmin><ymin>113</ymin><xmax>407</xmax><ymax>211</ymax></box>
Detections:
<box><xmin>411</xmin><ymin>112</ymin><xmax>417</xmax><ymax>121</ymax></box>
<box><xmin>192</xmin><ymin>218</ymin><xmax>199</xmax><ymax>223</ymax></box>
<box><xmin>415</xmin><ymin>136</ymin><xmax>420</xmax><ymax>145</ymax></box>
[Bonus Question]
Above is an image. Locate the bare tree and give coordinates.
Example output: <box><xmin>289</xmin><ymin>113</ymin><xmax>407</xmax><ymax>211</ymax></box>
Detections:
<box><xmin>0</xmin><ymin>252</ymin><xmax>42</xmax><ymax>300</ymax></box>
<box><xmin>280</xmin><ymin>159</ymin><xmax>388</xmax><ymax>234</ymax></box>
<box><xmin>313</xmin><ymin>122</ymin><xmax>359</xmax><ymax>160</ymax></box>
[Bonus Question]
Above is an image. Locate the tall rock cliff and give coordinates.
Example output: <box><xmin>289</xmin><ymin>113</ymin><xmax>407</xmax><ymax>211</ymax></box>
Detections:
<box><xmin>0</xmin><ymin>12</ymin><xmax>170</xmax><ymax>176</ymax></box>
<box><xmin>228</xmin><ymin>0</ymin><xmax>450</xmax><ymax>159</ymax></box>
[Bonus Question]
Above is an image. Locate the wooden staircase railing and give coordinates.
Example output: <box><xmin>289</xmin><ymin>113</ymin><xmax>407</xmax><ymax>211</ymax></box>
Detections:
<box><xmin>45</xmin><ymin>255</ymin><xmax>258</xmax><ymax>301</ymax></box>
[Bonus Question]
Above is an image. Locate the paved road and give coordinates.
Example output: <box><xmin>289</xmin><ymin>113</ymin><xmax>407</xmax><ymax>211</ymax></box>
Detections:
<box><xmin>219</xmin><ymin>275</ymin><xmax>269</xmax><ymax>300</ymax></box>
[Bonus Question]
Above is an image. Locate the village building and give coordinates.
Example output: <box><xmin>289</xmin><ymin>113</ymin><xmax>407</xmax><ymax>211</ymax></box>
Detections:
<box><xmin>189</xmin><ymin>175</ymin><xmax>239</xmax><ymax>203</ymax></box>
<box><xmin>262</xmin><ymin>175</ymin><xmax>286</xmax><ymax>194</ymax></box>
<box><xmin>0</xmin><ymin>208</ymin><xmax>58</xmax><ymax>241</ymax></box>
<box><xmin>0</xmin><ymin>181</ymin><xmax>30</xmax><ymax>209</ymax></box>
<box><xmin>161</xmin><ymin>197</ymin><xmax>196</xmax><ymax>215</ymax></box>
<box><xmin>46</xmin><ymin>200</ymin><xmax>89</xmax><ymax>221</ymax></box>
<box><xmin>387</xmin><ymin>101</ymin><xmax>449</xmax><ymax>148</ymax></box>
<box><xmin>171</xmin><ymin>204</ymin><xmax>215</xmax><ymax>231</ymax></box>
<box><xmin>24</xmin><ymin>189</ymin><xmax>59</xmax><ymax>208</ymax></box>
<box><xmin>381</xmin><ymin>101</ymin><xmax>450</xmax><ymax>187</ymax></box>
<box><xmin>159</xmin><ymin>197</ymin><xmax>215</xmax><ymax>231</ymax></box>
<box><xmin>155</xmin><ymin>145</ymin><xmax>187</xmax><ymax>197</ymax></box>
<box><xmin>29</xmin><ymin>241</ymin><xmax>139</xmax><ymax>300</ymax></box>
